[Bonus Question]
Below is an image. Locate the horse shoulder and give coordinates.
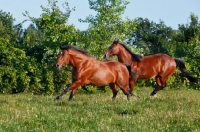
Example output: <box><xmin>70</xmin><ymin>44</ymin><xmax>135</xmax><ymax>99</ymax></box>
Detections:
<box><xmin>74</xmin><ymin>58</ymin><xmax>97</xmax><ymax>77</ymax></box>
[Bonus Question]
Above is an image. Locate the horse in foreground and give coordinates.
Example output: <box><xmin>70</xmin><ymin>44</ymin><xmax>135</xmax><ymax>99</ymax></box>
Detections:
<box><xmin>54</xmin><ymin>45</ymin><xmax>134</xmax><ymax>101</ymax></box>
<box><xmin>104</xmin><ymin>40</ymin><xmax>197</xmax><ymax>96</ymax></box>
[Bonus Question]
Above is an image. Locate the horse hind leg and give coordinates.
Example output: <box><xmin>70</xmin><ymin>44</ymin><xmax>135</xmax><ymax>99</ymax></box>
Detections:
<box><xmin>150</xmin><ymin>85</ymin><xmax>164</xmax><ymax>96</ymax></box>
<box><xmin>150</xmin><ymin>69</ymin><xmax>175</xmax><ymax>96</ymax></box>
<box><xmin>150</xmin><ymin>75</ymin><xmax>167</xmax><ymax>96</ymax></box>
<box><xmin>109</xmin><ymin>83</ymin><xmax>118</xmax><ymax>100</ymax></box>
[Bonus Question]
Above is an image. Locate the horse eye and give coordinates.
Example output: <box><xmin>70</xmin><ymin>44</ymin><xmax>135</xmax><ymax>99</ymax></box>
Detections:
<box><xmin>109</xmin><ymin>45</ymin><xmax>113</xmax><ymax>49</ymax></box>
<box><xmin>59</xmin><ymin>51</ymin><xmax>63</xmax><ymax>55</ymax></box>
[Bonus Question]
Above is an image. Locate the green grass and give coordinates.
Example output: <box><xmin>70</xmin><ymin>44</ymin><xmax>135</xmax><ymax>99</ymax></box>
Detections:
<box><xmin>0</xmin><ymin>87</ymin><xmax>200</xmax><ymax>132</ymax></box>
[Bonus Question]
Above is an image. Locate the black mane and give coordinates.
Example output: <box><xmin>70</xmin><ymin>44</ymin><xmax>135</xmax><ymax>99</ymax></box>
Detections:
<box><xmin>113</xmin><ymin>41</ymin><xmax>142</xmax><ymax>62</ymax></box>
<box><xmin>61</xmin><ymin>45</ymin><xmax>90</xmax><ymax>57</ymax></box>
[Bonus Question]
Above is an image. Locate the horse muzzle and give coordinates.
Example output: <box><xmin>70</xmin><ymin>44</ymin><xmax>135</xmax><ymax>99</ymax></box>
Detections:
<box><xmin>55</xmin><ymin>63</ymin><xmax>62</xmax><ymax>69</ymax></box>
<box><xmin>103</xmin><ymin>53</ymin><xmax>109</xmax><ymax>60</ymax></box>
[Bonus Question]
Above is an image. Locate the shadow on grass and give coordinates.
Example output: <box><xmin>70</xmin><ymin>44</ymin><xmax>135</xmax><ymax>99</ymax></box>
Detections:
<box><xmin>116</xmin><ymin>108</ymin><xmax>138</xmax><ymax>116</ymax></box>
<box><xmin>0</xmin><ymin>100</ymin><xmax>8</xmax><ymax>104</ymax></box>
<box><xmin>54</xmin><ymin>101</ymin><xmax>69</xmax><ymax>106</ymax></box>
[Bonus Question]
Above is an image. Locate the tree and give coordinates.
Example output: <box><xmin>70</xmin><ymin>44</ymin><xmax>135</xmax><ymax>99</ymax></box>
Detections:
<box><xmin>176</xmin><ymin>13</ymin><xmax>199</xmax><ymax>43</ymax></box>
<box><xmin>174</xmin><ymin>14</ymin><xmax>200</xmax><ymax>88</ymax></box>
<box><xmin>129</xmin><ymin>17</ymin><xmax>175</xmax><ymax>55</ymax></box>
<box><xmin>79</xmin><ymin>0</ymin><xmax>137</xmax><ymax>59</ymax></box>
<box><xmin>0</xmin><ymin>10</ymin><xmax>22</xmax><ymax>44</ymax></box>
<box><xmin>0</xmin><ymin>10</ymin><xmax>33</xmax><ymax>93</ymax></box>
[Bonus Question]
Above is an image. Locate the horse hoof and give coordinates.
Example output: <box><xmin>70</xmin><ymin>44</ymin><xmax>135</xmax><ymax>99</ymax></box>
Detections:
<box><xmin>150</xmin><ymin>92</ymin><xmax>156</xmax><ymax>96</ymax></box>
<box><xmin>112</xmin><ymin>97</ymin><xmax>116</xmax><ymax>100</ymax></box>
<box><xmin>54</xmin><ymin>96</ymin><xmax>60</xmax><ymax>101</ymax></box>
<box><xmin>150</xmin><ymin>94</ymin><xmax>157</xmax><ymax>97</ymax></box>
<box><xmin>127</xmin><ymin>95</ymin><xmax>131</xmax><ymax>101</ymax></box>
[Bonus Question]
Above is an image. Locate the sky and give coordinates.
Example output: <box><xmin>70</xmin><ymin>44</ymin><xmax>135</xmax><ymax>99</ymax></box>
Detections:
<box><xmin>0</xmin><ymin>0</ymin><xmax>200</xmax><ymax>30</ymax></box>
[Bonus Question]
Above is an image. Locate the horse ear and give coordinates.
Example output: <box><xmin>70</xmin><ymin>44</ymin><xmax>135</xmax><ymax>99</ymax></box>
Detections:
<box><xmin>113</xmin><ymin>39</ymin><xmax>119</xmax><ymax>44</ymax></box>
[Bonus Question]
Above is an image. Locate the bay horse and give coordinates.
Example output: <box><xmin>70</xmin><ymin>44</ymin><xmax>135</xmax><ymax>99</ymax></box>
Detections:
<box><xmin>103</xmin><ymin>40</ymin><xmax>197</xmax><ymax>96</ymax></box>
<box><xmin>54</xmin><ymin>45</ymin><xmax>134</xmax><ymax>101</ymax></box>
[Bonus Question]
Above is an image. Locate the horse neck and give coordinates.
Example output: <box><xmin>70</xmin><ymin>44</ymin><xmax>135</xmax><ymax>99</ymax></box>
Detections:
<box><xmin>117</xmin><ymin>46</ymin><xmax>133</xmax><ymax>64</ymax></box>
<box><xmin>68</xmin><ymin>50</ymin><xmax>89</xmax><ymax>68</ymax></box>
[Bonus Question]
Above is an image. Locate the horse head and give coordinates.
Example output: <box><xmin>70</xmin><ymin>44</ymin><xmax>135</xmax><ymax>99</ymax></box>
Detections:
<box><xmin>103</xmin><ymin>40</ymin><xmax>121</xmax><ymax>60</ymax></box>
<box><xmin>55</xmin><ymin>45</ymin><xmax>70</xmax><ymax>69</ymax></box>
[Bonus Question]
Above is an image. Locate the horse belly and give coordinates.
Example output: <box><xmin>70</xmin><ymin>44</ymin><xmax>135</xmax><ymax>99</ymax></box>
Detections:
<box><xmin>139</xmin><ymin>73</ymin><xmax>156</xmax><ymax>79</ymax></box>
<box><xmin>138</xmin><ymin>66</ymin><xmax>158</xmax><ymax>79</ymax></box>
<box><xmin>87</xmin><ymin>70</ymin><xmax>114</xmax><ymax>86</ymax></box>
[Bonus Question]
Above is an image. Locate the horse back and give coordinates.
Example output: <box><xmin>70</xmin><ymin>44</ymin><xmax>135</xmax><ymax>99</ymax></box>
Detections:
<box><xmin>135</xmin><ymin>54</ymin><xmax>176</xmax><ymax>79</ymax></box>
<box><xmin>142</xmin><ymin>54</ymin><xmax>175</xmax><ymax>64</ymax></box>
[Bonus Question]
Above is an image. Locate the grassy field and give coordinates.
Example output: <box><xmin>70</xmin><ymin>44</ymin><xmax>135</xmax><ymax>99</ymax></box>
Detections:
<box><xmin>0</xmin><ymin>87</ymin><xmax>200</xmax><ymax>132</ymax></box>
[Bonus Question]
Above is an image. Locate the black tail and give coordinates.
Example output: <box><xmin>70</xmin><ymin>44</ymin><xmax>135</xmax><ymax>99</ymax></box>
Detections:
<box><xmin>125</xmin><ymin>64</ymin><xmax>136</xmax><ymax>80</ymax></box>
<box><xmin>174</xmin><ymin>58</ymin><xmax>197</xmax><ymax>82</ymax></box>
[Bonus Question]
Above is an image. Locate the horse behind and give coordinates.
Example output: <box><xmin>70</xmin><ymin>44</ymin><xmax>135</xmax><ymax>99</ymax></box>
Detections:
<box><xmin>54</xmin><ymin>45</ymin><xmax>134</xmax><ymax>101</ymax></box>
<box><xmin>104</xmin><ymin>40</ymin><xmax>197</xmax><ymax>96</ymax></box>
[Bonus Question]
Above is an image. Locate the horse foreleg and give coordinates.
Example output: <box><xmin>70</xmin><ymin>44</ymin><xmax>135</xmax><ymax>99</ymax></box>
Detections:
<box><xmin>54</xmin><ymin>87</ymin><xmax>70</xmax><ymax>101</ymax></box>
<box><xmin>54</xmin><ymin>80</ymin><xmax>85</xmax><ymax>101</ymax></box>
<box><xmin>129</xmin><ymin>79</ymin><xmax>140</xmax><ymax>98</ymax></box>
<box><xmin>69</xmin><ymin>89</ymin><xmax>78</xmax><ymax>101</ymax></box>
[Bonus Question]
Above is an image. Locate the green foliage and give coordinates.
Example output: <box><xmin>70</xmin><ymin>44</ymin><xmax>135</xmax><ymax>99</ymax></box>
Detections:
<box><xmin>23</xmin><ymin>0</ymin><xmax>77</xmax><ymax>46</ymax></box>
<box><xmin>79</xmin><ymin>0</ymin><xmax>137</xmax><ymax>59</ymax></box>
<box><xmin>0</xmin><ymin>39</ymin><xmax>30</xmax><ymax>93</ymax></box>
<box><xmin>130</xmin><ymin>17</ymin><xmax>175</xmax><ymax>55</ymax></box>
<box><xmin>172</xmin><ymin>14</ymin><xmax>200</xmax><ymax>89</ymax></box>
<box><xmin>0</xmin><ymin>10</ymin><xmax>15</xmax><ymax>40</ymax></box>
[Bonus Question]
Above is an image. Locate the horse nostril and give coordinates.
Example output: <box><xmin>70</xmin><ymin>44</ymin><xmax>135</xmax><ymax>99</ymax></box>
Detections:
<box><xmin>103</xmin><ymin>54</ymin><xmax>108</xmax><ymax>59</ymax></box>
<box><xmin>103</xmin><ymin>54</ymin><xmax>109</xmax><ymax>60</ymax></box>
<box><xmin>55</xmin><ymin>63</ymin><xmax>59</xmax><ymax>68</ymax></box>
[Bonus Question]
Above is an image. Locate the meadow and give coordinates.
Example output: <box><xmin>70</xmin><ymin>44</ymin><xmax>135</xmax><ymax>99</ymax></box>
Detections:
<box><xmin>0</xmin><ymin>87</ymin><xmax>200</xmax><ymax>132</ymax></box>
